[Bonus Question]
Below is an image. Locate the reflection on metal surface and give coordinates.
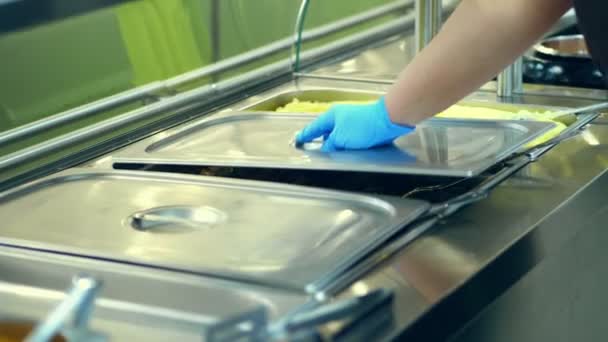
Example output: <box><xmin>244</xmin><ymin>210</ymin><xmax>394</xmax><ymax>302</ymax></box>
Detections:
<box><xmin>303</xmin><ymin>0</ymin><xmax>458</xmax><ymax>83</ymax></box>
<box><xmin>336</xmin><ymin>122</ymin><xmax>608</xmax><ymax>340</ymax></box>
<box><xmin>582</xmin><ymin>130</ymin><xmax>600</xmax><ymax>146</ymax></box>
<box><xmin>112</xmin><ymin>112</ymin><xmax>554</xmax><ymax>177</ymax></box>
<box><xmin>0</xmin><ymin>246</ymin><xmax>307</xmax><ymax>341</ymax></box>
<box><xmin>0</xmin><ymin>169</ymin><xmax>428</xmax><ymax>294</ymax></box>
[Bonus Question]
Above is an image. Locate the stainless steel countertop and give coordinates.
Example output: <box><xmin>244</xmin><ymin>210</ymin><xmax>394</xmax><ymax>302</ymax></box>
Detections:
<box><xmin>300</xmin><ymin>34</ymin><xmax>608</xmax><ymax>101</ymax></box>
<box><xmin>336</xmin><ymin>119</ymin><xmax>608</xmax><ymax>340</ymax></box>
<box><xmin>0</xmin><ymin>1</ymin><xmax>604</xmax><ymax>337</ymax></box>
<box><xmin>81</xmin><ymin>76</ymin><xmax>608</xmax><ymax>339</ymax></box>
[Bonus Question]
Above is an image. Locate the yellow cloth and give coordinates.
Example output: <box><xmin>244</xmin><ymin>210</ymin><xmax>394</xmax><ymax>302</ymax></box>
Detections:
<box><xmin>274</xmin><ymin>99</ymin><xmax>566</xmax><ymax>148</ymax></box>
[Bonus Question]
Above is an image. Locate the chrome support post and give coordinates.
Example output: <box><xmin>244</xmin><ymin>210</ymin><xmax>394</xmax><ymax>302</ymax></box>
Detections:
<box><xmin>415</xmin><ymin>0</ymin><xmax>442</xmax><ymax>53</ymax></box>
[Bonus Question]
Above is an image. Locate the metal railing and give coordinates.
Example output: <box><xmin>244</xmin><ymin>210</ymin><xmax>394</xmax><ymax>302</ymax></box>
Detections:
<box><xmin>0</xmin><ymin>82</ymin><xmax>165</xmax><ymax>147</ymax></box>
<box><xmin>496</xmin><ymin>8</ymin><xmax>577</xmax><ymax>97</ymax></box>
<box><xmin>1</xmin><ymin>0</ymin><xmax>414</xmax><ymax>162</ymax></box>
<box><xmin>0</xmin><ymin>5</ymin><xmax>419</xmax><ymax>171</ymax></box>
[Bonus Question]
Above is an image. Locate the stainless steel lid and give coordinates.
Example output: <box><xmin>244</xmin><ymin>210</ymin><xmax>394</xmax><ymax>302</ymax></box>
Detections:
<box><xmin>113</xmin><ymin>112</ymin><xmax>555</xmax><ymax>177</ymax></box>
<box><xmin>0</xmin><ymin>169</ymin><xmax>429</xmax><ymax>293</ymax></box>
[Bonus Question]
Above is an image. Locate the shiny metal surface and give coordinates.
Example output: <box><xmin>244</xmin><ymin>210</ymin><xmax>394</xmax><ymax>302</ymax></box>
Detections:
<box><xmin>112</xmin><ymin>111</ymin><xmax>553</xmax><ymax>177</ymax></box>
<box><xmin>497</xmin><ymin>59</ymin><xmax>524</xmax><ymax>97</ymax></box>
<box><xmin>0</xmin><ymin>247</ymin><xmax>307</xmax><ymax>342</ymax></box>
<box><xmin>305</xmin><ymin>9</ymin><xmax>601</xmax><ymax>101</ymax></box>
<box><xmin>5</xmin><ymin>8</ymin><xmax>607</xmax><ymax>341</ymax></box>
<box><xmin>415</xmin><ymin>0</ymin><xmax>442</xmax><ymax>53</ymax></box>
<box><xmin>25</xmin><ymin>276</ymin><xmax>102</xmax><ymax>342</ymax></box>
<box><xmin>0</xmin><ymin>82</ymin><xmax>164</xmax><ymax>147</ymax></box>
<box><xmin>0</xmin><ymin>169</ymin><xmax>428</xmax><ymax>294</ymax></box>
<box><xmin>195</xmin><ymin>78</ymin><xmax>608</xmax><ymax>339</ymax></box>
<box><xmin>331</xmin><ymin>120</ymin><xmax>608</xmax><ymax>340</ymax></box>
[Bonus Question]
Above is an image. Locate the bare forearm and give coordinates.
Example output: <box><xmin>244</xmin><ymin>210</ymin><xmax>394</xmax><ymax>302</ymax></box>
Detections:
<box><xmin>386</xmin><ymin>0</ymin><xmax>572</xmax><ymax>125</ymax></box>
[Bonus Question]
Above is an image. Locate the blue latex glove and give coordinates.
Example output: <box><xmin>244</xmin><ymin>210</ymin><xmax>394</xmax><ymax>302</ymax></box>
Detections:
<box><xmin>295</xmin><ymin>97</ymin><xmax>415</xmax><ymax>151</ymax></box>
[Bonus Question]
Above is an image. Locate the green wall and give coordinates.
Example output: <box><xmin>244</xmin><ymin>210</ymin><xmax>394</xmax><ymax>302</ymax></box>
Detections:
<box><xmin>0</xmin><ymin>0</ymin><xmax>392</xmax><ymax>156</ymax></box>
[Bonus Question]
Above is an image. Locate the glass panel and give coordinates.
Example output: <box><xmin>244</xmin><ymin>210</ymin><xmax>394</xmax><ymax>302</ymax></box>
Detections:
<box><xmin>0</xmin><ymin>0</ymin><xmax>444</xmax><ymax>184</ymax></box>
<box><xmin>0</xmin><ymin>0</ymin><xmax>301</xmax><ymax>182</ymax></box>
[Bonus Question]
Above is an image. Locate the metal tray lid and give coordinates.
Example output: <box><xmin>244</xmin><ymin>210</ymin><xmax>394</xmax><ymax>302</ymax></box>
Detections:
<box><xmin>113</xmin><ymin>112</ymin><xmax>555</xmax><ymax>177</ymax></box>
<box><xmin>0</xmin><ymin>169</ymin><xmax>429</xmax><ymax>294</ymax></box>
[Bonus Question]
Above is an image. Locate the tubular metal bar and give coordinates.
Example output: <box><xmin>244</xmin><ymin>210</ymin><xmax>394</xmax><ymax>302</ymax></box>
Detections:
<box><xmin>497</xmin><ymin>63</ymin><xmax>515</xmax><ymax>97</ymax></box>
<box><xmin>512</xmin><ymin>57</ymin><xmax>523</xmax><ymax>93</ymax></box>
<box><xmin>0</xmin><ymin>82</ymin><xmax>164</xmax><ymax>147</ymax></box>
<box><xmin>0</xmin><ymin>7</ymin><xmax>423</xmax><ymax>171</ymax></box>
<box><xmin>497</xmin><ymin>58</ymin><xmax>524</xmax><ymax>97</ymax></box>
<box><xmin>415</xmin><ymin>0</ymin><xmax>442</xmax><ymax>53</ymax></box>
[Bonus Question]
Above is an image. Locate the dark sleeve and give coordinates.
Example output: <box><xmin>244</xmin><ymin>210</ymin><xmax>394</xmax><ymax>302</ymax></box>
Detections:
<box><xmin>573</xmin><ymin>0</ymin><xmax>608</xmax><ymax>79</ymax></box>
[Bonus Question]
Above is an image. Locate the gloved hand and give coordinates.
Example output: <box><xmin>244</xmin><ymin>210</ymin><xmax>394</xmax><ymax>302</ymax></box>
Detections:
<box><xmin>295</xmin><ymin>97</ymin><xmax>415</xmax><ymax>152</ymax></box>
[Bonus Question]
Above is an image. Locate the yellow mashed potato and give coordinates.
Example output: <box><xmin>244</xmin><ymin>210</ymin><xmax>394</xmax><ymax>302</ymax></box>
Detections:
<box><xmin>275</xmin><ymin>98</ymin><xmax>567</xmax><ymax>148</ymax></box>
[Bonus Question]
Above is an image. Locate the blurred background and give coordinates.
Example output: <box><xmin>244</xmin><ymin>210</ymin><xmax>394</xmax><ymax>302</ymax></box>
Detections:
<box><xmin>0</xmin><ymin>0</ymin><xmax>394</xmax><ymax>151</ymax></box>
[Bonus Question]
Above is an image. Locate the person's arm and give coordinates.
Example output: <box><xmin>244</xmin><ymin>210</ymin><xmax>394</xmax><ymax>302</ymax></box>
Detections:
<box><xmin>296</xmin><ymin>0</ymin><xmax>573</xmax><ymax>150</ymax></box>
<box><xmin>386</xmin><ymin>0</ymin><xmax>573</xmax><ymax>125</ymax></box>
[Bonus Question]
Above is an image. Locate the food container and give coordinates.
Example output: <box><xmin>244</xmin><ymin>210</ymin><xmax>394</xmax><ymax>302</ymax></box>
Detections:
<box><xmin>0</xmin><ymin>169</ymin><xmax>429</xmax><ymax>294</ymax></box>
<box><xmin>111</xmin><ymin>112</ymin><xmax>555</xmax><ymax>178</ymax></box>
